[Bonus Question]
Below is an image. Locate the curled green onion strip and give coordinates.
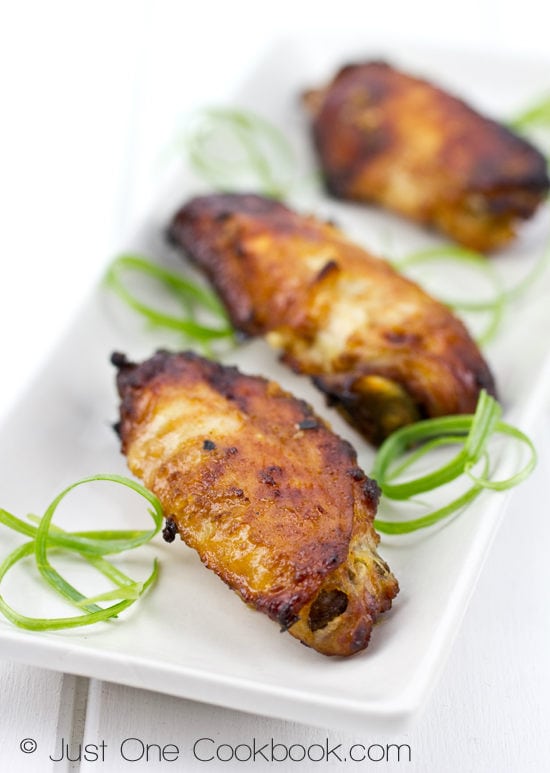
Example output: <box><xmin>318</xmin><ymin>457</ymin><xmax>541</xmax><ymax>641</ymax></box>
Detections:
<box><xmin>105</xmin><ymin>254</ymin><xmax>234</xmax><ymax>348</ymax></box>
<box><xmin>510</xmin><ymin>94</ymin><xmax>550</xmax><ymax>163</ymax></box>
<box><xmin>372</xmin><ymin>391</ymin><xmax>536</xmax><ymax>534</ymax></box>
<box><xmin>374</xmin><ymin>457</ymin><xmax>489</xmax><ymax>535</ymax></box>
<box><xmin>395</xmin><ymin>239</ymin><xmax>550</xmax><ymax>345</ymax></box>
<box><xmin>0</xmin><ymin>475</ymin><xmax>163</xmax><ymax>631</ymax></box>
<box><xmin>511</xmin><ymin>94</ymin><xmax>550</xmax><ymax>132</ymax></box>
<box><xmin>185</xmin><ymin>107</ymin><xmax>297</xmax><ymax>199</ymax></box>
<box><xmin>394</xmin><ymin>245</ymin><xmax>506</xmax><ymax>345</ymax></box>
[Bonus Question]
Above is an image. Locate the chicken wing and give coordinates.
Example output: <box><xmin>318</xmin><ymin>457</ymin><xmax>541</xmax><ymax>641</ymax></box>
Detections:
<box><xmin>167</xmin><ymin>193</ymin><xmax>496</xmax><ymax>446</ymax></box>
<box><xmin>303</xmin><ymin>61</ymin><xmax>549</xmax><ymax>251</ymax></box>
<box><xmin>112</xmin><ymin>350</ymin><xmax>398</xmax><ymax>656</ymax></box>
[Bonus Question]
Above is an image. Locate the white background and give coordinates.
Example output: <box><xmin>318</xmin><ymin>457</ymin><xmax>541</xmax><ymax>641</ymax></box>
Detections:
<box><xmin>1</xmin><ymin>1</ymin><xmax>550</xmax><ymax>771</ymax></box>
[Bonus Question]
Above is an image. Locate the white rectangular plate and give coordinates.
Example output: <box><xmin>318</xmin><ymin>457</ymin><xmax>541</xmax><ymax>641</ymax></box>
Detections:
<box><xmin>1</xmin><ymin>37</ymin><xmax>549</xmax><ymax>733</ymax></box>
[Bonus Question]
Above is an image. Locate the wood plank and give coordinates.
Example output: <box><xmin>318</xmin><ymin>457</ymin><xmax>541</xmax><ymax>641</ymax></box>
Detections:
<box><xmin>0</xmin><ymin>665</ymin><xmax>84</xmax><ymax>772</ymax></box>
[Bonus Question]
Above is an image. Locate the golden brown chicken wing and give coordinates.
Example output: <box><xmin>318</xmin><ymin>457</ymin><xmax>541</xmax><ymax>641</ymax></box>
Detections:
<box><xmin>112</xmin><ymin>350</ymin><xmax>398</xmax><ymax>656</ymax></box>
<box><xmin>303</xmin><ymin>61</ymin><xmax>549</xmax><ymax>251</ymax></box>
<box><xmin>167</xmin><ymin>193</ymin><xmax>496</xmax><ymax>445</ymax></box>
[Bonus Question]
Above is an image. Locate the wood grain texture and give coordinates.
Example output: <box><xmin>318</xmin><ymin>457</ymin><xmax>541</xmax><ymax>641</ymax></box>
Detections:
<box><xmin>0</xmin><ymin>664</ymin><xmax>68</xmax><ymax>772</ymax></box>
<box><xmin>1</xmin><ymin>8</ymin><xmax>550</xmax><ymax>773</ymax></box>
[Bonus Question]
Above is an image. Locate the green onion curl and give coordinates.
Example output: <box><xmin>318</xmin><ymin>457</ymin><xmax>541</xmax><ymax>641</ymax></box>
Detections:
<box><xmin>510</xmin><ymin>93</ymin><xmax>550</xmax><ymax>133</ymax></box>
<box><xmin>105</xmin><ymin>254</ymin><xmax>234</xmax><ymax>350</ymax></box>
<box><xmin>0</xmin><ymin>474</ymin><xmax>164</xmax><ymax>631</ymax></box>
<box><xmin>509</xmin><ymin>92</ymin><xmax>550</xmax><ymax>165</ymax></box>
<box><xmin>185</xmin><ymin>107</ymin><xmax>297</xmax><ymax>199</ymax></box>
<box><xmin>372</xmin><ymin>391</ymin><xmax>536</xmax><ymax>534</ymax></box>
<box><xmin>395</xmin><ymin>237</ymin><xmax>550</xmax><ymax>345</ymax></box>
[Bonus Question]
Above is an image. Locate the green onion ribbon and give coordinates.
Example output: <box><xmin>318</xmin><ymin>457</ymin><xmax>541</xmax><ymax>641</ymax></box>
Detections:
<box><xmin>105</xmin><ymin>254</ymin><xmax>234</xmax><ymax>350</ymax></box>
<box><xmin>372</xmin><ymin>390</ymin><xmax>536</xmax><ymax>534</ymax></box>
<box><xmin>134</xmin><ymin>99</ymin><xmax>550</xmax><ymax>352</ymax></box>
<box><xmin>394</xmin><ymin>238</ymin><xmax>550</xmax><ymax>345</ymax></box>
<box><xmin>511</xmin><ymin>94</ymin><xmax>550</xmax><ymax>131</ymax></box>
<box><xmin>181</xmin><ymin>105</ymin><xmax>549</xmax><ymax>347</ymax></box>
<box><xmin>0</xmin><ymin>474</ymin><xmax>164</xmax><ymax>631</ymax></box>
<box><xmin>510</xmin><ymin>93</ymin><xmax>550</xmax><ymax>159</ymax></box>
<box><xmin>185</xmin><ymin>107</ymin><xmax>297</xmax><ymax>199</ymax></box>
<box><xmin>394</xmin><ymin>246</ymin><xmax>506</xmax><ymax>345</ymax></box>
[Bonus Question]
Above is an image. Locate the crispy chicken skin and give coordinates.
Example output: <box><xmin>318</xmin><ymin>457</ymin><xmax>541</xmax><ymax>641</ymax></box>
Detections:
<box><xmin>167</xmin><ymin>193</ymin><xmax>496</xmax><ymax>445</ymax></box>
<box><xmin>112</xmin><ymin>350</ymin><xmax>398</xmax><ymax>657</ymax></box>
<box><xmin>304</xmin><ymin>61</ymin><xmax>549</xmax><ymax>251</ymax></box>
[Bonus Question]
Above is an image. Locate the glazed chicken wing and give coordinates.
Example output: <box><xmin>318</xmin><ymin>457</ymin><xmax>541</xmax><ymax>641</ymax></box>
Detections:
<box><xmin>168</xmin><ymin>193</ymin><xmax>496</xmax><ymax>446</ymax></box>
<box><xmin>112</xmin><ymin>350</ymin><xmax>398</xmax><ymax>657</ymax></box>
<box><xmin>304</xmin><ymin>61</ymin><xmax>549</xmax><ymax>251</ymax></box>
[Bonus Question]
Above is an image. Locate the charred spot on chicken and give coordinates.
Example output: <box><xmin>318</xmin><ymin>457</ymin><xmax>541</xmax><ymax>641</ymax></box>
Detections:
<box><xmin>112</xmin><ymin>350</ymin><xmax>398</xmax><ymax>656</ymax></box>
<box><xmin>303</xmin><ymin>61</ymin><xmax>549</xmax><ymax>251</ymax></box>
<box><xmin>168</xmin><ymin>193</ymin><xmax>496</xmax><ymax>446</ymax></box>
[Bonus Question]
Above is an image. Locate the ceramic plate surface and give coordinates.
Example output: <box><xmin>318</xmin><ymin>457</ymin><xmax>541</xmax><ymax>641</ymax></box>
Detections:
<box><xmin>1</xmin><ymin>37</ymin><xmax>549</xmax><ymax>733</ymax></box>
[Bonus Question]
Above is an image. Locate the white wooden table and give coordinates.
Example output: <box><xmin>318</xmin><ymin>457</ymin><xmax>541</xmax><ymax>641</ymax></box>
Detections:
<box><xmin>1</xmin><ymin>3</ymin><xmax>549</xmax><ymax>770</ymax></box>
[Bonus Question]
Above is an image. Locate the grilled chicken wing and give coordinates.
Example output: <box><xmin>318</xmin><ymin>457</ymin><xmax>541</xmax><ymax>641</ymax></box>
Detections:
<box><xmin>303</xmin><ymin>61</ymin><xmax>549</xmax><ymax>251</ymax></box>
<box><xmin>112</xmin><ymin>350</ymin><xmax>398</xmax><ymax>657</ymax></box>
<box><xmin>167</xmin><ymin>193</ymin><xmax>496</xmax><ymax>446</ymax></box>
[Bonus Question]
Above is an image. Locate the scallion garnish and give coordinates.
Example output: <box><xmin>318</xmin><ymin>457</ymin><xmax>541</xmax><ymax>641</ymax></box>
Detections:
<box><xmin>185</xmin><ymin>107</ymin><xmax>297</xmax><ymax>199</ymax></box>
<box><xmin>394</xmin><ymin>237</ymin><xmax>550</xmax><ymax>345</ymax></box>
<box><xmin>394</xmin><ymin>246</ymin><xmax>506</xmax><ymax>345</ymax></box>
<box><xmin>509</xmin><ymin>93</ymin><xmax>550</xmax><ymax>164</ymax></box>
<box><xmin>510</xmin><ymin>94</ymin><xmax>550</xmax><ymax>133</ymax></box>
<box><xmin>0</xmin><ymin>474</ymin><xmax>164</xmax><ymax>631</ymax></box>
<box><xmin>176</xmin><ymin>102</ymin><xmax>550</xmax><ymax>349</ymax></box>
<box><xmin>372</xmin><ymin>390</ymin><xmax>536</xmax><ymax>534</ymax></box>
<box><xmin>105</xmin><ymin>254</ymin><xmax>234</xmax><ymax>350</ymax></box>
